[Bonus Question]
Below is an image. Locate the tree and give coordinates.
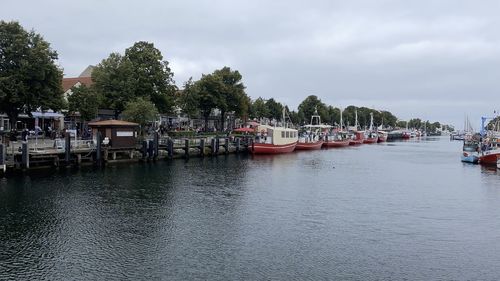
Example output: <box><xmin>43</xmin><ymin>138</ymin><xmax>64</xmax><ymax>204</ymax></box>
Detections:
<box><xmin>250</xmin><ymin>97</ymin><xmax>269</xmax><ymax>119</ymax></box>
<box><xmin>297</xmin><ymin>95</ymin><xmax>329</xmax><ymax>124</ymax></box>
<box><xmin>92</xmin><ymin>41</ymin><xmax>177</xmax><ymax>118</ymax></box>
<box><xmin>265</xmin><ymin>98</ymin><xmax>284</xmax><ymax>121</ymax></box>
<box><xmin>212</xmin><ymin>67</ymin><xmax>247</xmax><ymax>131</ymax></box>
<box><xmin>67</xmin><ymin>84</ymin><xmax>101</xmax><ymax>122</ymax></box>
<box><xmin>195</xmin><ymin>74</ymin><xmax>221</xmax><ymax>131</ymax></box>
<box><xmin>122</xmin><ymin>97</ymin><xmax>159</xmax><ymax>135</ymax></box>
<box><xmin>0</xmin><ymin>21</ymin><xmax>65</xmax><ymax>128</ymax></box>
<box><xmin>92</xmin><ymin>53</ymin><xmax>135</xmax><ymax>118</ymax></box>
<box><xmin>124</xmin><ymin>41</ymin><xmax>176</xmax><ymax>113</ymax></box>
<box><xmin>177</xmin><ymin>78</ymin><xmax>200</xmax><ymax>118</ymax></box>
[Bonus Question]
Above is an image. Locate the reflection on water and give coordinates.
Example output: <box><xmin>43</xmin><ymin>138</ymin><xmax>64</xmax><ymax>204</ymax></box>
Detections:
<box><xmin>1</xmin><ymin>137</ymin><xmax>500</xmax><ymax>280</ymax></box>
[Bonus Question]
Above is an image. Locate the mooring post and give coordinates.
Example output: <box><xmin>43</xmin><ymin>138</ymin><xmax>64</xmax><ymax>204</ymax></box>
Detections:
<box><xmin>142</xmin><ymin>140</ymin><xmax>148</xmax><ymax>160</ymax></box>
<box><xmin>167</xmin><ymin>138</ymin><xmax>173</xmax><ymax>159</ymax></box>
<box><xmin>216</xmin><ymin>137</ymin><xmax>220</xmax><ymax>154</ymax></box>
<box><xmin>224</xmin><ymin>138</ymin><xmax>229</xmax><ymax>154</ymax></box>
<box><xmin>211</xmin><ymin>138</ymin><xmax>216</xmax><ymax>156</ymax></box>
<box><xmin>184</xmin><ymin>139</ymin><xmax>189</xmax><ymax>158</ymax></box>
<box><xmin>148</xmin><ymin>140</ymin><xmax>154</xmax><ymax>160</ymax></box>
<box><xmin>22</xmin><ymin>142</ymin><xmax>29</xmax><ymax>169</ymax></box>
<box><xmin>249</xmin><ymin>138</ymin><xmax>254</xmax><ymax>153</ymax></box>
<box><xmin>65</xmin><ymin>132</ymin><xmax>71</xmax><ymax>164</ymax></box>
<box><xmin>0</xmin><ymin>143</ymin><xmax>5</xmax><ymax>173</ymax></box>
<box><xmin>96</xmin><ymin>132</ymin><xmax>102</xmax><ymax>166</ymax></box>
<box><xmin>199</xmin><ymin>139</ymin><xmax>205</xmax><ymax>157</ymax></box>
<box><xmin>154</xmin><ymin>132</ymin><xmax>159</xmax><ymax>160</ymax></box>
<box><xmin>236</xmin><ymin>138</ymin><xmax>241</xmax><ymax>153</ymax></box>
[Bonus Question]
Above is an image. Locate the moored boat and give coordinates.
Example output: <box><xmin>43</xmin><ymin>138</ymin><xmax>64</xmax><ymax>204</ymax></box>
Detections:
<box><xmin>497</xmin><ymin>156</ymin><xmax>500</xmax><ymax>169</ymax></box>
<box><xmin>323</xmin><ymin>107</ymin><xmax>351</xmax><ymax>148</ymax></box>
<box><xmin>377</xmin><ymin>131</ymin><xmax>388</xmax><ymax>142</ymax></box>
<box><xmin>461</xmin><ymin>140</ymin><xmax>479</xmax><ymax>164</ymax></box>
<box><xmin>349</xmin><ymin>131</ymin><xmax>364</xmax><ymax>145</ymax></box>
<box><xmin>478</xmin><ymin>148</ymin><xmax>500</xmax><ymax>165</ymax></box>
<box><xmin>251</xmin><ymin>125</ymin><xmax>298</xmax><ymax>154</ymax></box>
<box><xmin>295</xmin><ymin>140</ymin><xmax>324</xmax><ymax>150</ymax></box>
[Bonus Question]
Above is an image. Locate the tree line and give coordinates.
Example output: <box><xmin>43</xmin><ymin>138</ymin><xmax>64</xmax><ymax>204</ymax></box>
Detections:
<box><xmin>0</xmin><ymin>21</ymin><xmax>453</xmax><ymax>133</ymax></box>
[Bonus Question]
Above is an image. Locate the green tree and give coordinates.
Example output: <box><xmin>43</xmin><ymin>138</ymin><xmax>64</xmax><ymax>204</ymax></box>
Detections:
<box><xmin>0</xmin><ymin>21</ymin><xmax>65</xmax><ymax>128</ymax></box>
<box><xmin>250</xmin><ymin>97</ymin><xmax>269</xmax><ymax>119</ymax></box>
<box><xmin>92</xmin><ymin>52</ymin><xmax>135</xmax><ymax>118</ymax></box>
<box><xmin>195</xmin><ymin>74</ymin><xmax>221</xmax><ymax>131</ymax></box>
<box><xmin>212</xmin><ymin>67</ymin><xmax>247</xmax><ymax>131</ymax></box>
<box><xmin>265</xmin><ymin>98</ymin><xmax>284</xmax><ymax>120</ymax></box>
<box><xmin>122</xmin><ymin>97</ymin><xmax>159</xmax><ymax>135</ymax></box>
<box><xmin>67</xmin><ymin>85</ymin><xmax>101</xmax><ymax>122</ymax></box>
<box><xmin>297</xmin><ymin>95</ymin><xmax>329</xmax><ymax>124</ymax></box>
<box><xmin>92</xmin><ymin>41</ymin><xmax>177</xmax><ymax>118</ymax></box>
<box><xmin>124</xmin><ymin>41</ymin><xmax>176</xmax><ymax>113</ymax></box>
<box><xmin>177</xmin><ymin>78</ymin><xmax>200</xmax><ymax>118</ymax></box>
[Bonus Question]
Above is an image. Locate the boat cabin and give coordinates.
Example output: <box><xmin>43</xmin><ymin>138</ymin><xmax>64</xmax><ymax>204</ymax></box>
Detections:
<box><xmin>256</xmin><ymin>125</ymin><xmax>298</xmax><ymax>145</ymax></box>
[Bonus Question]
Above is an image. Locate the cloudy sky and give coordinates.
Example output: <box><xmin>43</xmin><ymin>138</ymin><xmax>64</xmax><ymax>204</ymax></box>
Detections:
<box><xmin>3</xmin><ymin>0</ymin><xmax>500</xmax><ymax>127</ymax></box>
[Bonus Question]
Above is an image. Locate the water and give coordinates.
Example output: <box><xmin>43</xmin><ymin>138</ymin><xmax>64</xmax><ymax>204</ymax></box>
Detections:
<box><xmin>1</xmin><ymin>137</ymin><xmax>500</xmax><ymax>280</ymax></box>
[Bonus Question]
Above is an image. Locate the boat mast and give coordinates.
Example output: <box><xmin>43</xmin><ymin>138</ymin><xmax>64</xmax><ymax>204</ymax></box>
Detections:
<box><xmin>339</xmin><ymin>108</ymin><xmax>343</xmax><ymax>132</ymax></box>
<box><xmin>369</xmin><ymin>112</ymin><xmax>374</xmax><ymax>131</ymax></box>
<box><xmin>355</xmin><ymin>109</ymin><xmax>359</xmax><ymax>131</ymax></box>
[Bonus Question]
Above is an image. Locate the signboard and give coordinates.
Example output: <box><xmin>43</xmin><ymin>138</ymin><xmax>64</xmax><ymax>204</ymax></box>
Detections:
<box><xmin>116</xmin><ymin>131</ymin><xmax>134</xmax><ymax>137</ymax></box>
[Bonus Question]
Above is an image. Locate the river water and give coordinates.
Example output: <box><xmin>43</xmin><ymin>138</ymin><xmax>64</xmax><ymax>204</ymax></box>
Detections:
<box><xmin>1</xmin><ymin>137</ymin><xmax>500</xmax><ymax>280</ymax></box>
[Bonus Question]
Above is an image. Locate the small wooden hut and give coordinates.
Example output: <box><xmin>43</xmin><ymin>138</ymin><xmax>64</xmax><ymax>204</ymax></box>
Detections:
<box><xmin>88</xmin><ymin>120</ymin><xmax>139</xmax><ymax>149</ymax></box>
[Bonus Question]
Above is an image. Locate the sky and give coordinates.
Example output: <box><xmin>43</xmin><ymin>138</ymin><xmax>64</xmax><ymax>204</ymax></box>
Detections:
<box><xmin>2</xmin><ymin>0</ymin><xmax>500</xmax><ymax>128</ymax></box>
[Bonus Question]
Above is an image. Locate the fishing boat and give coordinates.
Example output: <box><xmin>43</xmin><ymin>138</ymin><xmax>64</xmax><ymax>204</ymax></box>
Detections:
<box><xmin>347</xmin><ymin>109</ymin><xmax>364</xmax><ymax>145</ymax></box>
<box><xmin>250</xmin><ymin>110</ymin><xmax>298</xmax><ymax>154</ymax></box>
<box><xmin>363</xmin><ymin>113</ymin><xmax>378</xmax><ymax>144</ymax></box>
<box><xmin>296</xmin><ymin>111</ymin><xmax>325</xmax><ymax>150</ymax></box>
<box><xmin>377</xmin><ymin>131</ymin><xmax>388</xmax><ymax>142</ymax></box>
<box><xmin>323</xmin><ymin>107</ymin><xmax>350</xmax><ymax>148</ymax></box>
<box><xmin>461</xmin><ymin>139</ymin><xmax>479</xmax><ymax>164</ymax></box>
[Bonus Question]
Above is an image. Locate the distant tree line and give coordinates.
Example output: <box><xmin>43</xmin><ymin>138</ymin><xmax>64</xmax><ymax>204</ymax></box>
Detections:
<box><xmin>0</xmin><ymin>21</ymin><xmax>453</xmax><ymax>133</ymax></box>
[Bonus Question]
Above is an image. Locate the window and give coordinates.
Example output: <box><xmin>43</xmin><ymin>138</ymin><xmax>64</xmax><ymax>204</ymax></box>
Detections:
<box><xmin>282</xmin><ymin>131</ymin><xmax>285</xmax><ymax>138</ymax></box>
<box><xmin>286</xmin><ymin>131</ymin><xmax>290</xmax><ymax>138</ymax></box>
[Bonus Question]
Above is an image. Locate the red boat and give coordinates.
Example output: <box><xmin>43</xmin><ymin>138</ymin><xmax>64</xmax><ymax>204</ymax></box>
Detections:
<box><xmin>250</xmin><ymin>124</ymin><xmax>298</xmax><ymax>154</ymax></box>
<box><xmin>478</xmin><ymin>149</ymin><xmax>500</xmax><ymax>165</ymax></box>
<box><xmin>251</xmin><ymin>141</ymin><xmax>297</xmax><ymax>154</ymax></box>
<box><xmin>378</xmin><ymin>131</ymin><xmax>388</xmax><ymax>142</ymax></box>
<box><xmin>323</xmin><ymin>139</ymin><xmax>350</xmax><ymax>147</ymax></box>
<box><xmin>363</xmin><ymin>131</ymin><xmax>378</xmax><ymax>144</ymax></box>
<box><xmin>295</xmin><ymin>140</ymin><xmax>324</xmax><ymax>150</ymax></box>
<box><xmin>402</xmin><ymin>131</ymin><xmax>411</xmax><ymax>139</ymax></box>
<box><xmin>349</xmin><ymin>132</ymin><xmax>364</xmax><ymax>145</ymax></box>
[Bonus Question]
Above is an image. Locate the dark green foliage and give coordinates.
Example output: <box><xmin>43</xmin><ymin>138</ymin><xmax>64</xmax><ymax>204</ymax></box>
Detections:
<box><xmin>68</xmin><ymin>84</ymin><xmax>101</xmax><ymax>121</ymax></box>
<box><xmin>265</xmin><ymin>98</ymin><xmax>284</xmax><ymax>120</ymax></box>
<box><xmin>0</xmin><ymin>21</ymin><xmax>65</xmax><ymax>127</ymax></box>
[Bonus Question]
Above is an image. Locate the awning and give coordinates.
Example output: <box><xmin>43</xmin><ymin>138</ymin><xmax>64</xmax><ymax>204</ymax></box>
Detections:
<box><xmin>234</xmin><ymin>127</ymin><xmax>255</xmax><ymax>133</ymax></box>
<box><xmin>30</xmin><ymin>111</ymin><xmax>64</xmax><ymax>118</ymax></box>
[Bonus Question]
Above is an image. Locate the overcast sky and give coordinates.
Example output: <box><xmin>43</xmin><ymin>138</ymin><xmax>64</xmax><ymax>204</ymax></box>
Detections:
<box><xmin>3</xmin><ymin>0</ymin><xmax>500</xmax><ymax>127</ymax></box>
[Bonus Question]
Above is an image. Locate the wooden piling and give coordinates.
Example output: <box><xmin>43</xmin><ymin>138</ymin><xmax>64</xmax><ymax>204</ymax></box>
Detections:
<box><xmin>96</xmin><ymin>132</ymin><xmax>102</xmax><ymax>166</ymax></box>
<box><xmin>142</xmin><ymin>140</ymin><xmax>148</xmax><ymax>160</ymax></box>
<box><xmin>65</xmin><ymin>132</ymin><xmax>71</xmax><ymax>164</ymax></box>
<box><xmin>167</xmin><ymin>138</ymin><xmax>173</xmax><ymax>159</ymax></box>
<box><xmin>148</xmin><ymin>140</ymin><xmax>154</xmax><ymax>160</ymax></box>
<box><xmin>184</xmin><ymin>139</ymin><xmax>189</xmax><ymax>158</ymax></box>
<box><xmin>0</xmin><ymin>144</ymin><xmax>5</xmax><ymax>173</ymax></box>
<box><xmin>154</xmin><ymin>132</ymin><xmax>159</xmax><ymax>160</ymax></box>
<box><xmin>224</xmin><ymin>138</ymin><xmax>229</xmax><ymax>154</ymax></box>
<box><xmin>22</xmin><ymin>142</ymin><xmax>29</xmax><ymax>169</ymax></box>
<box><xmin>199</xmin><ymin>139</ymin><xmax>205</xmax><ymax>157</ymax></box>
<box><xmin>211</xmin><ymin>138</ymin><xmax>216</xmax><ymax>156</ymax></box>
<box><xmin>236</xmin><ymin>138</ymin><xmax>240</xmax><ymax>153</ymax></box>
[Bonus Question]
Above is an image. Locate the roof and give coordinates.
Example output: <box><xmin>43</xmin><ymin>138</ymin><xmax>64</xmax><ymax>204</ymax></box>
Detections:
<box><xmin>79</xmin><ymin>65</ymin><xmax>95</xmax><ymax>77</ymax></box>
<box><xmin>62</xmin><ymin>77</ymin><xmax>93</xmax><ymax>92</ymax></box>
<box><xmin>88</xmin><ymin>120</ymin><xmax>139</xmax><ymax>127</ymax></box>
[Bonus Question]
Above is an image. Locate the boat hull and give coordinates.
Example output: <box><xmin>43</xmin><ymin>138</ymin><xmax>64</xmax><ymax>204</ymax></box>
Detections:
<box><xmin>250</xmin><ymin>142</ymin><xmax>297</xmax><ymax>154</ymax></box>
<box><xmin>349</xmin><ymin>139</ymin><xmax>363</xmax><ymax>145</ymax></box>
<box><xmin>461</xmin><ymin>153</ymin><xmax>479</xmax><ymax>164</ymax></box>
<box><xmin>478</xmin><ymin>152</ymin><xmax>500</xmax><ymax>165</ymax></box>
<box><xmin>295</xmin><ymin>141</ymin><xmax>324</xmax><ymax>150</ymax></box>
<box><xmin>323</xmin><ymin>140</ymin><xmax>350</xmax><ymax>148</ymax></box>
<box><xmin>378</xmin><ymin>136</ymin><xmax>387</xmax><ymax>143</ymax></box>
<box><xmin>363</xmin><ymin>137</ymin><xmax>378</xmax><ymax>144</ymax></box>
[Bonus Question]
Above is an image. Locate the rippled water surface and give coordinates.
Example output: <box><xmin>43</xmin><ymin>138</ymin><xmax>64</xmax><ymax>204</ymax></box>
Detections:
<box><xmin>2</xmin><ymin>137</ymin><xmax>500</xmax><ymax>280</ymax></box>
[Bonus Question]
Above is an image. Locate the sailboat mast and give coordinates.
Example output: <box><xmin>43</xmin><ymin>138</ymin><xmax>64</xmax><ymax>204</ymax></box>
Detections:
<box><xmin>340</xmin><ymin>108</ymin><xmax>343</xmax><ymax>132</ymax></box>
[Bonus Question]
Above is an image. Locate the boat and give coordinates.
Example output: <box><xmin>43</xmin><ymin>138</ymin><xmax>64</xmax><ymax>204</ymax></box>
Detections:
<box><xmin>497</xmin><ymin>156</ymin><xmax>500</xmax><ymax>169</ymax></box>
<box><xmin>323</xmin><ymin>108</ymin><xmax>350</xmax><ymax>148</ymax></box>
<box><xmin>347</xmin><ymin>109</ymin><xmax>364</xmax><ymax>145</ymax></box>
<box><xmin>377</xmin><ymin>131</ymin><xmax>388</xmax><ymax>142</ymax></box>
<box><xmin>296</xmin><ymin>109</ymin><xmax>326</xmax><ymax>151</ymax></box>
<box><xmin>250</xmin><ymin>110</ymin><xmax>298</xmax><ymax>154</ymax></box>
<box><xmin>363</xmin><ymin>113</ymin><xmax>378</xmax><ymax>144</ymax></box>
<box><xmin>461</xmin><ymin>139</ymin><xmax>479</xmax><ymax>164</ymax></box>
